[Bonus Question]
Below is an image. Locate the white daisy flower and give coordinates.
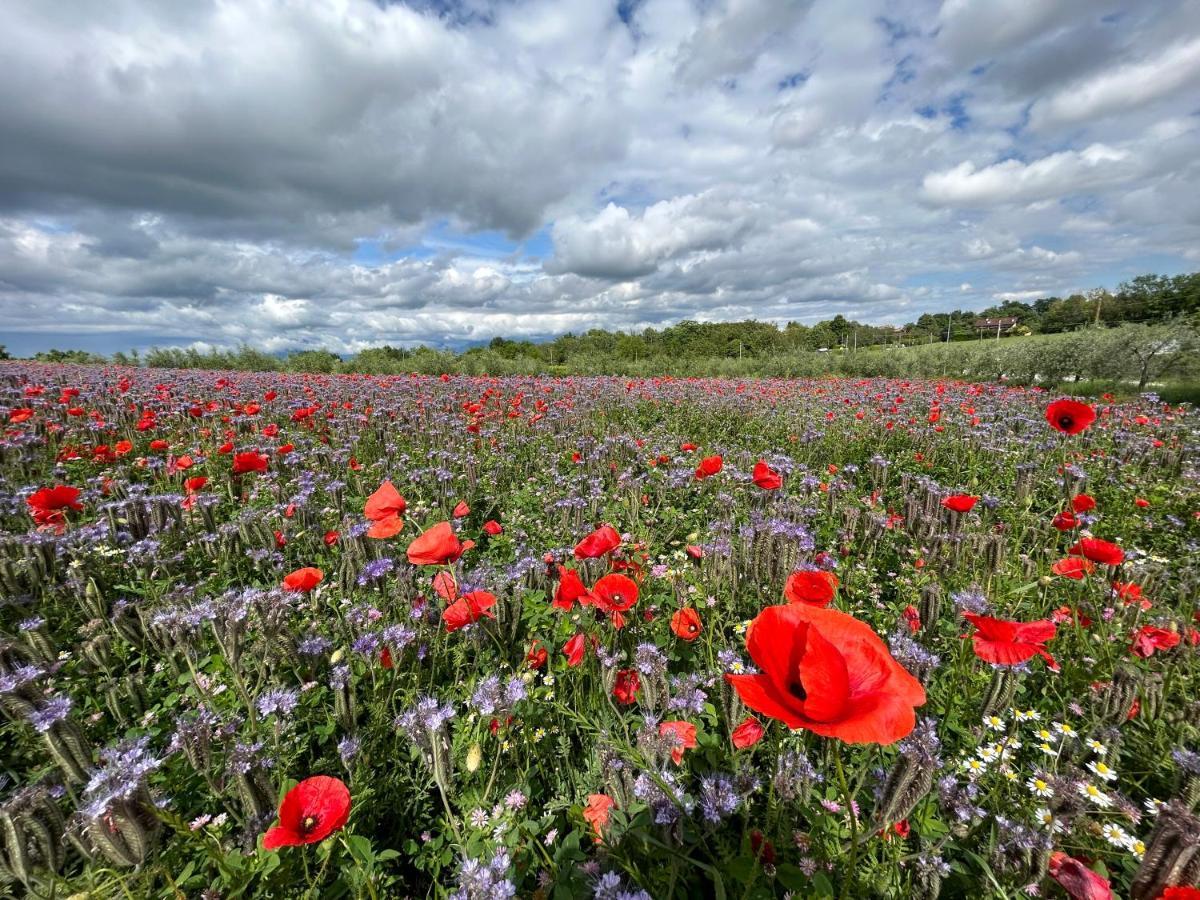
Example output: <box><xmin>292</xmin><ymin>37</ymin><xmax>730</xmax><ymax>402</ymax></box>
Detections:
<box><xmin>1079</xmin><ymin>783</ymin><xmax>1112</xmax><ymax>808</ymax></box>
<box><xmin>1087</xmin><ymin>760</ymin><xmax>1117</xmax><ymax>782</ymax></box>
<box><xmin>1027</xmin><ymin>776</ymin><xmax>1053</xmax><ymax>797</ymax></box>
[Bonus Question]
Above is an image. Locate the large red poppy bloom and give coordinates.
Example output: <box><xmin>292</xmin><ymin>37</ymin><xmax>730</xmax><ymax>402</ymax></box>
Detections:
<box><xmin>962</xmin><ymin>612</ymin><xmax>1058</xmax><ymax>669</ymax></box>
<box><xmin>591</xmin><ymin>574</ymin><xmax>639</xmax><ymax>625</ymax></box>
<box><xmin>231</xmin><ymin>451</ymin><xmax>269</xmax><ymax>474</ymax></box>
<box><xmin>751</xmin><ymin>460</ymin><xmax>782</xmax><ymax>490</ymax></box>
<box><xmin>612</xmin><ymin>669</ymin><xmax>640</xmax><ymax>705</ymax></box>
<box><xmin>694</xmin><ymin>455</ymin><xmax>723</xmax><ymax>480</ymax></box>
<box><xmin>364</xmin><ymin>480</ymin><xmax>407</xmax><ymax>538</ymax></box>
<box><xmin>1046</xmin><ymin>399</ymin><xmax>1097</xmax><ymax>435</ymax></box>
<box><xmin>670</xmin><ymin>607</ymin><xmax>703</xmax><ymax>641</ymax></box>
<box><xmin>1130</xmin><ymin>625</ymin><xmax>1180</xmax><ymax>658</ymax></box>
<box><xmin>574</xmin><ymin>524</ymin><xmax>621</xmax><ymax>559</ymax></box>
<box><xmin>407</xmin><ymin>522</ymin><xmax>473</xmax><ymax>565</ymax></box>
<box><xmin>27</xmin><ymin>485</ymin><xmax>83</xmax><ymax>527</ymax></box>
<box><xmin>1069</xmin><ymin>538</ymin><xmax>1124</xmax><ymax>567</ymax></box>
<box><xmin>941</xmin><ymin>494</ymin><xmax>978</xmax><ymax>514</ymax></box>
<box><xmin>553</xmin><ymin>566</ymin><xmax>593</xmax><ymax>610</ymax></box>
<box><xmin>282</xmin><ymin>567</ymin><xmax>324</xmax><ymax>593</ymax></box>
<box><xmin>1071</xmin><ymin>493</ymin><xmax>1096</xmax><ymax>513</ymax></box>
<box><xmin>1052</xmin><ymin>557</ymin><xmax>1095</xmax><ymax>580</ymax></box>
<box><xmin>783</xmin><ymin>569</ymin><xmax>839</xmax><ymax>607</ymax></box>
<box><xmin>442</xmin><ymin>591</ymin><xmax>497</xmax><ymax>632</ymax></box>
<box><xmin>263</xmin><ymin>776</ymin><xmax>351</xmax><ymax>850</ymax></box>
<box><xmin>726</xmin><ymin>603</ymin><xmax>926</xmax><ymax>745</ymax></box>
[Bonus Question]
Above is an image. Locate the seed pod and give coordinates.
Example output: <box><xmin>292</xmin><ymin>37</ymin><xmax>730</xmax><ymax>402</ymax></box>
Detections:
<box><xmin>79</xmin><ymin>634</ymin><xmax>112</xmax><ymax>671</ymax></box>
<box><xmin>875</xmin><ymin>755</ymin><xmax>935</xmax><ymax>827</ymax></box>
<box><xmin>980</xmin><ymin>669</ymin><xmax>1020</xmax><ymax>720</ymax></box>
<box><xmin>1130</xmin><ymin>801</ymin><xmax>1200</xmax><ymax>900</ymax></box>
<box><xmin>918</xmin><ymin>584</ymin><xmax>941</xmax><ymax>634</ymax></box>
<box><xmin>0</xmin><ymin>811</ymin><xmax>32</xmax><ymax>886</ymax></box>
<box><xmin>42</xmin><ymin>720</ymin><xmax>92</xmax><ymax>783</ymax></box>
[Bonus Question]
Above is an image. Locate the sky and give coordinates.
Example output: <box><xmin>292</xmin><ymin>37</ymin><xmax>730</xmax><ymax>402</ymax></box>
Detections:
<box><xmin>1</xmin><ymin>0</ymin><xmax>1198</xmax><ymax>357</ymax></box>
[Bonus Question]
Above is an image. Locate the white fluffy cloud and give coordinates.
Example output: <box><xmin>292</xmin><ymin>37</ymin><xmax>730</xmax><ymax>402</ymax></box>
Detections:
<box><xmin>0</xmin><ymin>0</ymin><xmax>1197</xmax><ymax>355</ymax></box>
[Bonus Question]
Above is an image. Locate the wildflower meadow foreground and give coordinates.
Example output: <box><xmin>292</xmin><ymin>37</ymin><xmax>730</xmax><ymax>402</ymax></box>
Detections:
<box><xmin>2</xmin><ymin>363</ymin><xmax>1199</xmax><ymax>900</ymax></box>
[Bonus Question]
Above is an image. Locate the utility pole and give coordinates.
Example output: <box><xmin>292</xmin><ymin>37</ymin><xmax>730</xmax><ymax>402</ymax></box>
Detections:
<box><xmin>944</xmin><ymin>313</ymin><xmax>952</xmax><ymax>343</ymax></box>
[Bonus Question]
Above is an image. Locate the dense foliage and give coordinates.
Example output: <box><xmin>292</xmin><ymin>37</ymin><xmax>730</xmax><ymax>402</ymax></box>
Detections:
<box><xmin>1</xmin><ymin>364</ymin><xmax>1199</xmax><ymax>899</ymax></box>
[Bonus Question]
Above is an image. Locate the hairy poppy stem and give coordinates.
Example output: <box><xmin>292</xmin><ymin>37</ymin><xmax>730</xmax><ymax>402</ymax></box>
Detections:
<box><xmin>833</xmin><ymin>744</ymin><xmax>859</xmax><ymax>900</ymax></box>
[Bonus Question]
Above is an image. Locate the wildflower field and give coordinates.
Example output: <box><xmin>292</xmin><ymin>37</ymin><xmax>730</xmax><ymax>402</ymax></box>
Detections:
<box><xmin>2</xmin><ymin>363</ymin><xmax>1199</xmax><ymax>900</ymax></box>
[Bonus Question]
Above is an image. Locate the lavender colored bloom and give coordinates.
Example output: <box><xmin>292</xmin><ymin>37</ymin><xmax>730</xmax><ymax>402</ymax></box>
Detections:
<box><xmin>29</xmin><ymin>694</ymin><xmax>72</xmax><ymax>732</ymax></box>
<box><xmin>297</xmin><ymin>634</ymin><xmax>332</xmax><ymax>657</ymax></box>
<box><xmin>632</xmin><ymin>769</ymin><xmax>693</xmax><ymax>825</ymax></box>
<box><xmin>357</xmin><ymin>557</ymin><xmax>395</xmax><ymax>586</ymax></box>
<box><xmin>81</xmin><ymin>736</ymin><xmax>164</xmax><ymax>820</ymax></box>
<box><xmin>256</xmin><ymin>688</ymin><xmax>299</xmax><ymax>718</ymax></box>
<box><xmin>634</xmin><ymin>643</ymin><xmax>667</xmax><ymax>676</ymax></box>
<box><xmin>396</xmin><ymin>694</ymin><xmax>456</xmax><ymax>744</ymax></box>
<box><xmin>449</xmin><ymin>849</ymin><xmax>516</xmax><ymax>900</ymax></box>
<box><xmin>950</xmin><ymin>587</ymin><xmax>990</xmax><ymax>615</ymax></box>
<box><xmin>338</xmin><ymin>736</ymin><xmax>361</xmax><ymax>765</ymax></box>
<box><xmin>666</xmin><ymin>673</ymin><xmax>708</xmax><ymax>714</ymax></box>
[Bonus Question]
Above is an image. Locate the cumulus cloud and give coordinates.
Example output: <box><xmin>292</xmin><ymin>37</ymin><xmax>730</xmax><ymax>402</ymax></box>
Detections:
<box><xmin>1029</xmin><ymin>36</ymin><xmax>1200</xmax><ymax>129</ymax></box>
<box><xmin>922</xmin><ymin>145</ymin><xmax>1134</xmax><ymax>207</ymax></box>
<box><xmin>0</xmin><ymin>0</ymin><xmax>1197</xmax><ymax>355</ymax></box>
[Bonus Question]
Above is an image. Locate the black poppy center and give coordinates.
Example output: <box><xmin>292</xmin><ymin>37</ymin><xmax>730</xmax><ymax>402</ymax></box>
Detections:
<box><xmin>301</xmin><ymin>814</ymin><xmax>319</xmax><ymax>834</ymax></box>
<box><xmin>789</xmin><ymin>680</ymin><xmax>807</xmax><ymax>701</ymax></box>
<box><xmin>1057</xmin><ymin>415</ymin><xmax>1074</xmax><ymax>429</ymax></box>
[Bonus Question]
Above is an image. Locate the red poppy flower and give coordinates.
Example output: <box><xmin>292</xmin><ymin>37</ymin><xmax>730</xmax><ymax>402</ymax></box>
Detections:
<box><xmin>1130</xmin><ymin>625</ymin><xmax>1180</xmax><ymax>658</ymax></box>
<box><xmin>670</xmin><ymin>607</ymin><xmax>703</xmax><ymax>641</ymax></box>
<box><xmin>442</xmin><ymin>591</ymin><xmax>497</xmax><ymax>632</ymax></box>
<box><xmin>658</xmin><ymin>721</ymin><xmax>697</xmax><ymax>765</ymax></box>
<box><xmin>783</xmin><ymin>569</ymin><xmax>839</xmax><ymax>607</ymax></box>
<box><xmin>282</xmin><ymin>567</ymin><xmax>324</xmax><ymax>593</ymax></box>
<box><xmin>262</xmin><ymin>776</ymin><xmax>351</xmax><ymax>850</ymax></box>
<box><xmin>323</xmin><ymin>530</ymin><xmax>340</xmax><ymax>547</ymax></box>
<box><xmin>553</xmin><ymin>566</ymin><xmax>593</xmax><ymax>610</ymax></box>
<box><xmin>726</xmin><ymin>603</ymin><xmax>926</xmax><ymax>745</ymax></box>
<box><xmin>1047</xmin><ymin>851</ymin><xmax>1112</xmax><ymax>900</ymax></box>
<box><xmin>27</xmin><ymin>485</ymin><xmax>83</xmax><ymax>528</ymax></box>
<box><xmin>562</xmin><ymin>633</ymin><xmax>587</xmax><ymax>667</ymax></box>
<box><xmin>1160</xmin><ymin>887</ymin><xmax>1200</xmax><ymax>900</ymax></box>
<box><xmin>1069</xmin><ymin>538</ymin><xmax>1124</xmax><ymax>567</ymax></box>
<box><xmin>184</xmin><ymin>476</ymin><xmax>208</xmax><ymax>493</ymax></box>
<box><xmin>407</xmin><ymin>521</ymin><xmax>473</xmax><ymax>565</ymax></box>
<box><xmin>574</xmin><ymin>524</ymin><xmax>621</xmax><ymax>559</ymax></box>
<box><xmin>752</xmin><ymin>460</ymin><xmax>782</xmax><ymax>490</ymax></box>
<box><xmin>612</xmin><ymin>669</ymin><xmax>640</xmax><ymax>705</ymax></box>
<box><xmin>526</xmin><ymin>641</ymin><xmax>548</xmax><ymax>669</ymax></box>
<box><xmin>694</xmin><ymin>455</ymin><xmax>723</xmax><ymax>480</ymax></box>
<box><xmin>731</xmin><ymin>716</ymin><xmax>765</xmax><ymax>750</ymax></box>
<box><xmin>941</xmin><ymin>494</ymin><xmax>978</xmax><ymax>514</ymax></box>
<box><xmin>452</xmin><ymin>500</ymin><xmax>470</xmax><ymax>517</ymax></box>
<box><xmin>1046</xmin><ymin>399</ymin><xmax>1097</xmax><ymax>435</ymax></box>
<box><xmin>9</xmin><ymin>408</ymin><xmax>34</xmax><ymax>423</ymax></box>
<box><xmin>364</xmin><ymin>480</ymin><xmax>407</xmax><ymax>521</ymax></box>
<box><xmin>1052</xmin><ymin>557</ymin><xmax>1095</xmax><ymax>580</ymax></box>
<box><xmin>591</xmin><ymin>574</ymin><xmax>639</xmax><ymax>628</ymax></box>
<box><xmin>1052</xmin><ymin>511</ymin><xmax>1078</xmax><ymax>531</ymax></box>
<box><xmin>232</xmin><ymin>451</ymin><xmax>269</xmax><ymax>474</ymax></box>
<box><xmin>482</xmin><ymin>519</ymin><xmax>503</xmax><ymax>536</ymax></box>
<box><xmin>1112</xmin><ymin>582</ymin><xmax>1147</xmax><ymax>607</ymax></box>
<box><xmin>963</xmin><ymin>612</ymin><xmax>1058</xmax><ymax>669</ymax></box>
<box><xmin>583</xmin><ymin>793</ymin><xmax>613</xmax><ymax>838</ymax></box>
<box><xmin>1071</xmin><ymin>493</ymin><xmax>1096</xmax><ymax>513</ymax></box>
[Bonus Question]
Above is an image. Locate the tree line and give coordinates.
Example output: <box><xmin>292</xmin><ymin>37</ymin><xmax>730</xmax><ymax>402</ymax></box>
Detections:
<box><xmin>7</xmin><ymin>271</ymin><xmax>1198</xmax><ymax>388</ymax></box>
